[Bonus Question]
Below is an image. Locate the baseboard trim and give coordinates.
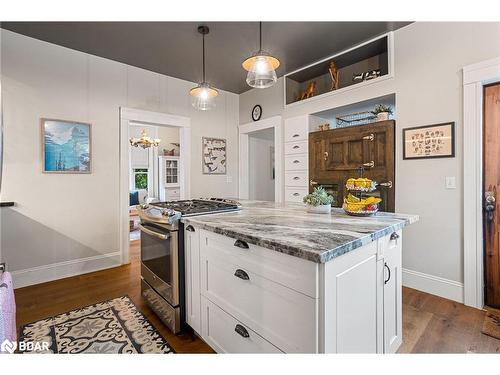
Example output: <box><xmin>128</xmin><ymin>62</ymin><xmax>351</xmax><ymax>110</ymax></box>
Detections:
<box><xmin>402</xmin><ymin>268</ymin><xmax>464</xmax><ymax>303</ymax></box>
<box><xmin>11</xmin><ymin>251</ymin><xmax>122</xmax><ymax>289</ymax></box>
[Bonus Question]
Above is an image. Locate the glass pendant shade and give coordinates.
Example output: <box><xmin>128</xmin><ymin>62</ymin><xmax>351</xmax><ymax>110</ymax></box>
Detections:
<box><xmin>190</xmin><ymin>82</ymin><xmax>218</xmax><ymax>111</ymax></box>
<box><xmin>243</xmin><ymin>53</ymin><xmax>279</xmax><ymax>89</ymax></box>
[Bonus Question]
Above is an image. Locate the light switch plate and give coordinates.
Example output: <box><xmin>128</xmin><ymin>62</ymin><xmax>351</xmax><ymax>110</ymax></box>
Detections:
<box><xmin>445</xmin><ymin>176</ymin><xmax>456</xmax><ymax>189</ymax></box>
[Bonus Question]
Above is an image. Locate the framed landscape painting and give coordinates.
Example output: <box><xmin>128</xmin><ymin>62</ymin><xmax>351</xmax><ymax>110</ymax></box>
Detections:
<box><xmin>41</xmin><ymin>119</ymin><xmax>92</xmax><ymax>173</ymax></box>
<box><xmin>403</xmin><ymin>122</ymin><xmax>455</xmax><ymax>160</ymax></box>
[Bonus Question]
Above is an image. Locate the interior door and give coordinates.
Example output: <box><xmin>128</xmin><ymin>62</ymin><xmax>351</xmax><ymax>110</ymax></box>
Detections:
<box><xmin>484</xmin><ymin>82</ymin><xmax>500</xmax><ymax>308</ymax></box>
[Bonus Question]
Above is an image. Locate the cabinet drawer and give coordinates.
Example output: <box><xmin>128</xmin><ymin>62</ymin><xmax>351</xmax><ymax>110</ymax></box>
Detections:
<box><xmin>200</xmin><ymin>249</ymin><xmax>317</xmax><ymax>353</ymax></box>
<box><xmin>285</xmin><ymin>171</ymin><xmax>308</xmax><ymax>187</ymax></box>
<box><xmin>284</xmin><ymin>187</ymin><xmax>308</xmax><ymax>202</ymax></box>
<box><xmin>284</xmin><ymin>116</ymin><xmax>309</xmax><ymax>142</ymax></box>
<box><xmin>285</xmin><ymin>155</ymin><xmax>308</xmax><ymax>171</ymax></box>
<box><xmin>199</xmin><ymin>229</ymin><xmax>317</xmax><ymax>297</ymax></box>
<box><xmin>201</xmin><ymin>297</ymin><xmax>282</xmax><ymax>353</ymax></box>
<box><xmin>284</xmin><ymin>141</ymin><xmax>308</xmax><ymax>155</ymax></box>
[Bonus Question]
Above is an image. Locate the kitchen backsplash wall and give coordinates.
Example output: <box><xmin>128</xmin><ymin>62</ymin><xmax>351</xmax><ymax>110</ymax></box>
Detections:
<box><xmin>0</xmin><ymin>29</ymin><xmax>239</xmax><ymax>284</ymax></box>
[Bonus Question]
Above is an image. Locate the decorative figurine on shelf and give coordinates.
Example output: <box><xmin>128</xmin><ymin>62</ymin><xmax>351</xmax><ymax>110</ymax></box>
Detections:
<box><xmin>352</xmin><ymin>69</ymin><xmax>381</xmax><ymax>82</ymax></box>
<box><xmin>328</xmin><ymin>61</ymin><xmax>340</xmax><ymax>90</ymax></box>
<box><xmin>299</xmin><ymin>81</ymin><xmax>317</xmax><ymax>101</ymax></box>
<box><xmin>319</xmin><ymin>123</ymin><xmax>331</xmax><ymax>131</ymax></box>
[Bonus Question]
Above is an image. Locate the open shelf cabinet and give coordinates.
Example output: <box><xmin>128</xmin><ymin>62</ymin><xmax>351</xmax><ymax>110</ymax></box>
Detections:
<box><xmin>284</xmin><ymin>32</ymin><xmax>393</xmax><ymax>107</ymax></box>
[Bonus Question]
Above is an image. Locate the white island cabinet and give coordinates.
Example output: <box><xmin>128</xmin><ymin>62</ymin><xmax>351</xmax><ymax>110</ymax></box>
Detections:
<box><xmin>184</xmin><ymin>225</ymin><xmax>403</xmax><ymax>353</ymax></box>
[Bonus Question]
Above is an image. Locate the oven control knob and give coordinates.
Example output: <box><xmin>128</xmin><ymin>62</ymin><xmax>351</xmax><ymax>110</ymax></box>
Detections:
<box><xmin>161</xmin><ymin>208</ymin><xmax>175</xmax><ymax>217</ymax></box>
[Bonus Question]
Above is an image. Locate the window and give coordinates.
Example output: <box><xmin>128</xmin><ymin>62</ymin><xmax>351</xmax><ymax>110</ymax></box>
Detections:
<box><xmin>133</xmin><ymin>168</ymin><xmax>148</xmax><ymax>190</ymax></box>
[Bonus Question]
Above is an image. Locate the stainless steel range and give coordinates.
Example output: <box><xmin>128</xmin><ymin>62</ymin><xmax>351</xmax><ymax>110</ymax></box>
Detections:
<box><xmin>137</xmin><ymin>198</ymin><xmax>240</xmax><ymax>333</ymax></box>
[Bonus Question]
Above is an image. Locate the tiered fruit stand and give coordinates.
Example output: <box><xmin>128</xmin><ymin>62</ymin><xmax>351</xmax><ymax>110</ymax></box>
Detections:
<box><xmin>342</xmin><ymin>167</ymin><xmax>382</xmax><ymax>216</ymax></box>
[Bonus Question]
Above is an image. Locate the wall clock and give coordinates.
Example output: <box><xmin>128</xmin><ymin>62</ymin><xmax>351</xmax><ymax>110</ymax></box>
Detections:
<box><xmin>252</xmin><ymin>105</ymin><xmax>262</xmax><ymax>121</ymax></box>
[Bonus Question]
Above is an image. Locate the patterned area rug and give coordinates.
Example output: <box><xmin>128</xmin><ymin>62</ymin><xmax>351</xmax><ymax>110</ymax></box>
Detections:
<box><xmin>19</xmin><ymin>296</ymin><xmax>174</xmax><ymax>353</ymax></box>
<box><xmin>481</xmin><ymin>307</ymin><xmax>500</xmax><ymax>341</ymax></box>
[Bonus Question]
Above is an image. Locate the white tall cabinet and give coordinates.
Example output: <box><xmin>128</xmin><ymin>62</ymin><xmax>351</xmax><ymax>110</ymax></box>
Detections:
<box><xmin>158</xmin><ymin>156</ymin><xmax>180</xmax><ymax>201</ymax></box>
<box><xmin>184</xmin><ymin>223</ymin><xmax>404</xmax><ymax>353</ymax></box>
<box><xmin>283</xmin><ymin>116</ymin><xmax>309</xmax><ymax>202</ymax></box>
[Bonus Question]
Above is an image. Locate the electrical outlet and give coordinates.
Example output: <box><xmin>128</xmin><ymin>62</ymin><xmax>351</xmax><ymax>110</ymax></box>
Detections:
<box><xmin>445</xmin><ymin>176</ymin><xmax>456</xmax><ymax>189</ymax></box>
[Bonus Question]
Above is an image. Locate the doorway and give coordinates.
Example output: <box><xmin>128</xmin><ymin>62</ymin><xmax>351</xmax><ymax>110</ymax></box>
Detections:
<box><xmin>128</xmin><ymin>123</ymin><xmax>181</xmax><ymax>241</ymax></box>
<box><xmin>238</xmin><ymin>116</ymin><xmax>283</xmax><ymax>202</ymax></box>
<box><xmin>248</xmin><ymin>128</ymin><xmax>275</xmax><ymax>201</ymax></box>
<box><xmin>119</xmin><ymin>108</ymin><xmax>191</xmax><ymax>265</ymax></box>
<box><xmin>463</xmin><ymin>57</ymin><xmax>500</xmax><ymax>309</ymax></box>
<box><xmin>483</xmin><ymin>82</ymin><xmax>500</xmax><ymax>308</ymax></box>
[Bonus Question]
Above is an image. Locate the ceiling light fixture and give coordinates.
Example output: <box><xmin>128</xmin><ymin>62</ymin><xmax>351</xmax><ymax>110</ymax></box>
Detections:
<box><xmin>190</xmin><ymin>25</ymin><xmax>218</xmax><ymax>111</ymax></box>
<box><xmin>242</xmin><ymin>22</ymin><xmax>280</xmax><ymax>89</ymax></box>
<box><xmin>129</xmin><ymin>129</ymin><xmax>161</xmax><ymax>149</ymax></box>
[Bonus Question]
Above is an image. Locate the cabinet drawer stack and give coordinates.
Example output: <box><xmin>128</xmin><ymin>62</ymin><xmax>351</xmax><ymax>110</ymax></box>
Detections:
<box><xmin>199</xmin><ymin>229</ymin><xmax>318</xmax><ymax>353</ymax></box>
<box><xmin>284</xmin><ymin>116</ymin><xmax>310</xmax><ymax>202</ymax></box>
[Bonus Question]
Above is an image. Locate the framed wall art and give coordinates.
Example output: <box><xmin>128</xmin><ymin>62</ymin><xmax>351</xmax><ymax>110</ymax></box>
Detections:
<box><xmin>41</xmin><ymin>118</ymin><xmax>92</xmax><ymax>173</ymax></box>
<box><xmin>403</xmin><ymin>122</ymin><xmax>455</xmax><ymax>160</ymax></box>
<box><xmin>202</xmin><ymin>137</ymin><xmax>226</xmax><ymax>174</ymax></box>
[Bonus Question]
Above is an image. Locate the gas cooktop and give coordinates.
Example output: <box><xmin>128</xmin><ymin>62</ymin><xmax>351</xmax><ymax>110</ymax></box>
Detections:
<box><xmin>150</xmin><ymin>198</ymin><xmax>241</xmax><ymax>217</ymax></box>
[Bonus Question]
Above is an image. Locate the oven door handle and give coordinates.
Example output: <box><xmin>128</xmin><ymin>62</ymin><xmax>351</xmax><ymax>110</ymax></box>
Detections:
<box><xmin>139</xmin><ymin>224</ymin><xmax>170</xmax><ymax>240</ymax></box>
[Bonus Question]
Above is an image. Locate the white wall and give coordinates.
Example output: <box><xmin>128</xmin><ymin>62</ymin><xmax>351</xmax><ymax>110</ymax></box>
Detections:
<box><xmin>0</xmin><ymin>30</ymin><xmax>239</xmax><ymax>284</ymax></box>
<box><xmin>248</xmin><ymin>129</ymin><xmax>275</xmax><ymax>201</ymax></box>
<box><xmin>239</xmin><ymin>22</ymin><xmax>500</xmax><ymax>292</ymax></box>
<box><xmin>157</xmin><ymin>125</ymin><xmax>180</xmax><ymax>154</ymax></box>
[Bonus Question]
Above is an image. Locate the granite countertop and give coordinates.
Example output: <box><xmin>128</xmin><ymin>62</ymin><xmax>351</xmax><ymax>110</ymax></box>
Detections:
<box><xmin>182</xmin><ymin>200</ymin><xmax>419</xmax><ymax>263</ymax></box>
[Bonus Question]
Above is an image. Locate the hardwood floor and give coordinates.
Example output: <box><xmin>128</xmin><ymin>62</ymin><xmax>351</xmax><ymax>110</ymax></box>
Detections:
<box><xmin>14</xmin><ymin>240</ymin><xmax>500</xmax><ymax>353</ymax></box>
<box><xmin>14</xmin><ymin>240</ymin><xmax>214</xmax><ymax>353</ymax></box>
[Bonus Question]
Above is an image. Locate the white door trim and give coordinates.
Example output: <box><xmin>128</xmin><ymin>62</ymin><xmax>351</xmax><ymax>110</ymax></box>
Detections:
<box><xmin>239</xmin><ymin>116</ymin><xmax>283</xmax><ymax>202</ymax></box>
<box><xmin>119</xmin><ymin>107</ymin><xmax>191</xmax><ymax>265</ymax></box>
<box><xmin>463</xmin><ymin>56</ymin><xmax>500</xmax><ymax>309</ymax></box>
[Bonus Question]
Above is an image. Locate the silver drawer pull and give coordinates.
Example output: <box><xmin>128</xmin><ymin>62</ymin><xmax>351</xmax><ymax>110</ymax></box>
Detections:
<box><xmin>292</xmin><ymin>193</ymin><xmax>300</xmax><ymax>196</ymax></box>
<box><xmin>292</xmin><ymin>134</ymin><xmax>300</xmax><ymax>138</ymax></box>
<box><xmin>235</xmin><ymin>324</ymin><xmax>250</xmax><ymax>338</ymax></box>
<box><xmin>293</xmin><ymin>176</ymin><xmax>300</xmax><ymax>180</ymax></box>
<box><xmin>390</xmin><ymin>232</ymin><xmax>399</xmax><ymax>241</ymax></box>
<box><xmin>139</xmin><ymin>224</ymin><xmax>169</xmax><ymax>240</ymax></box>
<box><xmin>292</xmin><ymin>145</ymin><xmax>300</xmax><ymax>149</ymax></box>
<box><xmin>293</xmin><ymin>160</ymin><xmax>300</xmax><ymax>164</ymax></box>
<box><xmin>234</xmin><ymin>269</ymin><xmax>250</xmax><ymax>281</ymax></box>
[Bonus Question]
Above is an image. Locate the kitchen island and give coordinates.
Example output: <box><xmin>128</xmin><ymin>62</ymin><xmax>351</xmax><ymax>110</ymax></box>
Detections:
<box><xmin>182</xmin><ymin>201</ymin><xmax>418</xmax><ymax>353</ymax></box>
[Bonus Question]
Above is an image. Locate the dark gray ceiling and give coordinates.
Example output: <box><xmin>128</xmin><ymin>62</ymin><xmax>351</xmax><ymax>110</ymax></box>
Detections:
<box><xmin>1</xmin><ymin>22</ymin><xmax>411</xmax><ymax>93</ymax></box>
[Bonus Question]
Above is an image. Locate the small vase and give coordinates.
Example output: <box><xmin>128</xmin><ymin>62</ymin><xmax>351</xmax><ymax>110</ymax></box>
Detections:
<box><xmin>307</xmin><ymin>204</ymin><xmax>331</xmax><ymax>214</ymax></box>
<box><xmin>377</xmin><ymin>112</ymin><xmax>389</xmax><ymax>121</ymax></box>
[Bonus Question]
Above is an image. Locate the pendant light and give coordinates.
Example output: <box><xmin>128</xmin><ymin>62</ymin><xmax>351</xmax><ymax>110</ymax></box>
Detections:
<box><xmin>242</xmin><ymin>22</ymin><xmax>280</xmax><ymax>89</ymax></box>
<box><xmin>190</xmin><ymin>25</ymin><xmax>218</xmax><ymax>111</ymax></box>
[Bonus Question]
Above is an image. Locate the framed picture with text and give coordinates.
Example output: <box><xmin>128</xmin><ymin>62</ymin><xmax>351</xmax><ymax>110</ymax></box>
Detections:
<box><xmin>403</xmin><ymin>122</ymin><xmax>455</xmax><ymax>160</ymax></box>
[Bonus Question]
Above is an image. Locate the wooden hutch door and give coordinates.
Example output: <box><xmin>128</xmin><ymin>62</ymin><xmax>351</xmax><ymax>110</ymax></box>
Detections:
<box><xmin>309</xmin><ymin>121</ymin><xmax>395</xmax><ymax>211</ymax></box>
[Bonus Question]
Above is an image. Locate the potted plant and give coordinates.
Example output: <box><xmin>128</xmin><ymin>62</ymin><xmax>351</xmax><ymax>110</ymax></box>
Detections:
<box><xmin>372</xmin><ymin>104</ymin><xmax>393</xmax><ymax>121</ymax></box>
<box><xmin>303</xmin><ymin>186</ymin><xmax>334</xmax><ymax>214</ymax></box>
